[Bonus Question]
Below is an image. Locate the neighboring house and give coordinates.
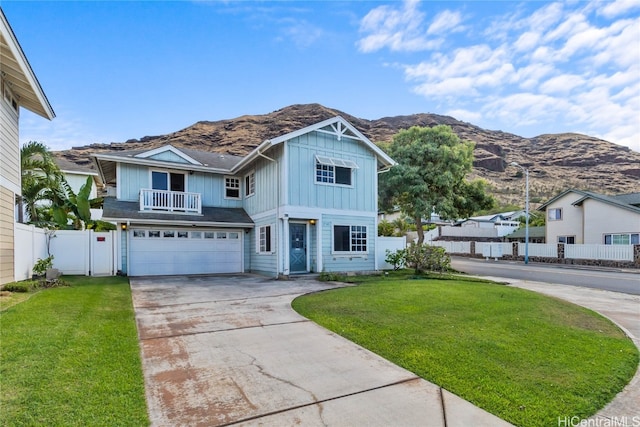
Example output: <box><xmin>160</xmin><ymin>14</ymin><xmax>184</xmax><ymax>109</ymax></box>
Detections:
<box><xmin>54</xmin><ymin>157</ymin><xmax>103</xmax><ymax>220</ymax></box>
<box><xmin>505</xmin><ymin>226</ymin><xmax>546</xmax><ymax>243</ymax></box>
<box><xmin>538</xmin><ymin>189</ymin><xmax>640</xmax><ymax>245</ymax></box>
<box><xmin>0</xmin><ymin>9</ymin><xmax>55</xmax><ymax>285</ymax></box>
<box><xmin>459</xmin><ymin>210</ymin><xmax>525</xmax><ymax>229</ymax></box>
<box><xmin>93</xmin><ymin>116</ymin><xmax>396</xmax><ymax>277</ymax></box>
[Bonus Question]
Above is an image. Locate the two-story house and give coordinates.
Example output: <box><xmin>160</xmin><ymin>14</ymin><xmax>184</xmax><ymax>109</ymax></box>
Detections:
<box><xmin>94</xmin><ymin>116</ymin><xmax>396</xmax><ymax>277</ymax></box>
<box><xmin>538</xmin><ymin>189</ymin><xmax>640</xmax><ymax>245</ymax></box>
<box><xmin>0</xmin><ymin>8</ymin><xmax>55</xmax><ymax>285</ymax></box>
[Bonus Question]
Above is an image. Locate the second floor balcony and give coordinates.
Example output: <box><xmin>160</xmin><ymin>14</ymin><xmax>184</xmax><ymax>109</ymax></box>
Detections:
<box><xmin>140</xmin><ymin>188</ymin><xmax>201</xmax><ymax>214</ymax></box>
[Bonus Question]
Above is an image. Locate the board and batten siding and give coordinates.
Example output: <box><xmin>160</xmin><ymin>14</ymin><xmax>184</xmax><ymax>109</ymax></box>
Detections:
<box><xmin>320</xmin><ymin>213</ymin><xmax>376</xmax><ymax>272</ymax></box>
<box><xmin>287</xmin><ymin>132</ymin><xmax>377</xmax><ymax>212</ymax></box>
<box><xmin>241</xmin><ymin>146</ymin><xmax>282</xmax><ymax>216</ymax></box>
<box><xmin>117</xmin><ymin>163</ymin><xmax>242</xmax><ymax>208</ymax></box>
<box><xmin>249</xmin><ymin>214</ymin><xmax>278</xmax><ymax>276</ymax></box>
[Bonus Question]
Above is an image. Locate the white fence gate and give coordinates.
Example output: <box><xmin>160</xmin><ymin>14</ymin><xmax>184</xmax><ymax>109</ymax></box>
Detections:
<box><xmin>13</xmin><ymin>226</ymin><xmax>116</xmax><ymax>281</ymax></box>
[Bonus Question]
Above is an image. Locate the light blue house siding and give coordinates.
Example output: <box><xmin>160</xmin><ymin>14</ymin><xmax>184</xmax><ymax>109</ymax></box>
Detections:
<box><xmin>117</xmin><ymin>163</ymin><xmax>242</xmax><ymax>208</ymax></box>
<box><xmin>241</xmin><ymin>146</ymin><xmax>282</xmax><ymax>216</ymax></box>
<box><xmin>248</xmin><ymin>213</ymin><xmax>278</xmax><ymax>276</ymax></box>
<box><xmin>287</xmin><ymin>132</ymin><xmax>377</xmax><ymax>211</ymax></box>
<box><xmin>320</xmin><ymin>214</ymin><xmax>376</xmax><ymax>272</ymax></box>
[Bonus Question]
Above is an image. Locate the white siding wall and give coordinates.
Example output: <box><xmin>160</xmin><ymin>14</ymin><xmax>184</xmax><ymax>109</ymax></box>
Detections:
<box><xmin>241</xmin><ymin>146</ymin><xmax>281</xmax><ymax>216</ymax></box>
<box><xmin>64</xmin><ymin>173</ymin><xmax>98</xmax><ymax>199</ymax></box>
<box><xmin>545</xmin><ymin>192</ymin><xmax>585</xmax><ymax>244</ymax></box>
<box><xmin>581</xmin><ymin>199</ymin><xmax>640</xmax><ymax>244</ymax></box>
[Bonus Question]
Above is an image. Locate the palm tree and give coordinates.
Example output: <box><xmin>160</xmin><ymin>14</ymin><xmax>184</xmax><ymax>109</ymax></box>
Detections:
<box><xmin>18</xmin><ymin>141</ymin><xmax>66</xmax><ymax>225</ymax></box>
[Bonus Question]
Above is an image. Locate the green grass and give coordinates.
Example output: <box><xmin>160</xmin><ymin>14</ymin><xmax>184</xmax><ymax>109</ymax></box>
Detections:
<box><xmin>0</xmin><ymin>276</ymin><xmax>149</xmax><ymax>427</ymax></box>
<box><xmin>293</xmin><ymin>273</ymin><xmax>639</xmax><ymax>427</ymax></box>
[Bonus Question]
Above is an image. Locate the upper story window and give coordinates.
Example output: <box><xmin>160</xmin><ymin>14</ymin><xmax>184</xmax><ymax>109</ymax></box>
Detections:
<box><xmin>333</xmin><ymin>225</ymin><xmax>367</xmax><ymax>253</ymax></box>
<box><xmin>225</xmin><ymin>177</ymin><xmax>240</xmax><ymax>199</ymax></box>
<box><xmin>548</xmin><ymin>208</ymin><xmax>562</xmax><ymax>221</ymax></box>
<box><xmin>315</xmin><ymin>155</ymin><xmax>358</xmax><ymax>186</ymax></box>
<box><xmin>245</xmin><ymin>171</ymin><xmax>255</xmax><ymax>197</ymax></box>
<box><xmin>604</xmin><ymin>233</ymin><xmax>639</xmax><ymax>245</ymax></box>
<box><xmin>152</xmin><ymin>170</ymin><xmax>185</xmax><ymax>192</ymax></box>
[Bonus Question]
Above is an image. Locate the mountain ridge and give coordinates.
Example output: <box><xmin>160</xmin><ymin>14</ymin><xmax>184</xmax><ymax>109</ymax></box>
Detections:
<box><xmin>55</xmin><ymin>103</ymin><xmax>640</xmax><ymax>207</ymax></box>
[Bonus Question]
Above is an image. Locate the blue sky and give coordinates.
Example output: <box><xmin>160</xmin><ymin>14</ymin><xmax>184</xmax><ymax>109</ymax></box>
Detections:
<box><xmin>5</xmin><ymin>0</ymin><xmax>639</xmax><ymax>152</ymax></box>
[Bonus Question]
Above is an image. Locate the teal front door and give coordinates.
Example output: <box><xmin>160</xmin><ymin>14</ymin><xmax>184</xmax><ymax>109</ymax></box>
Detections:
<box><xmin>289</xmin><ymin>223</ymin><xmax>307</xmax><ymax>273</ymax></box>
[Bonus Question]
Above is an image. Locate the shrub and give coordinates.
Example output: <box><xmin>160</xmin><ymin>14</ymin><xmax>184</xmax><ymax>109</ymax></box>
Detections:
<box><xmin>405</xmin><ymin>244</ymin><xmax>451</xmax><ymax>274</ymax></box>
<box><xmin>3</xmin><ymin>282</ymin><xmax>32</xmax><ymax>293</ymax></box>
<box><xmin>378</xmin><ymin>220</ymin><xmax>395</xmax><ymax>237</ymax></box>
<box><xmin>33</xmin><ymin>255</ymin><xmax>54</xmax><ymax>276</ymax></box>
<box><xmin>319</xmin><ymin>271</ymin><xmax>345</xmax><ymax>282</ymax></box>
<box><xmin>385</xmin><ymin>248</ymin><xmax>406</xmax><ymax>270</ymax></box>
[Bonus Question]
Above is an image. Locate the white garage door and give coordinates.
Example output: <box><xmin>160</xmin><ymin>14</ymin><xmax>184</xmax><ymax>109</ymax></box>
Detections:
<box><xmin>129</xmin><ymin>229</ymin><xmax>242</xmax><ymax>276</ymax></box>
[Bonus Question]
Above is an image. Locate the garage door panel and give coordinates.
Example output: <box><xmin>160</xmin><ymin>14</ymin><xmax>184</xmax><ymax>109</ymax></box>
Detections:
<box><xmin>129</xmin><ymin>229</ymin><xmax>243</xmax><ymax>276</ymax></box>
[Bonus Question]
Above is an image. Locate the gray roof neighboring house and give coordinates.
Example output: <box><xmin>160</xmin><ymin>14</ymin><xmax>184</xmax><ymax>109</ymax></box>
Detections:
<box><xmin>505</xmin><ymin>226</ymin><xmax>546</xmax><ymax>240</ymax></box>
<box><xmin>102</xmin><ymin>198</ymin><xmax>253</xmax><ymax>228</ymax></box>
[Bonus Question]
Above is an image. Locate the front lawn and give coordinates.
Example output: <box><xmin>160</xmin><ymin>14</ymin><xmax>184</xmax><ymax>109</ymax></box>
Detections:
<box><xmin>292</xmin><ymin>273</ymin><xmax>639</xmax><ymax>427</ymax></box>
<box><xmin>0</xmin><ymin>276</ymin><xmax>149</xmax><ymax>426</ymax></box>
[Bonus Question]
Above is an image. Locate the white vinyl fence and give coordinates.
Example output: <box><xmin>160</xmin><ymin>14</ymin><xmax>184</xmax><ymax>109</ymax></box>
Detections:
<box><xmin>565</xmin><ymin>244</ymin><xmax>633</xmax><ymax>261</ymax></box>
<box><xmin>479</xmin><ymin>242</ymin><xmax>513</xmax><ymax>259</ymax></box>
<box><xmin>377</xmin><ymin>236</ymin><xmax>407</xmax><ymax>270</ymax></box>
<box><xmin>13</xmin><ymin>225</ymin><xmax>116</xmax><ymax>281</ymax></box>
<box><xmin>518</xmin><ymin>243</ymin><xmax>558</xmax><ymax>258</ymax></box>
<box><xmin>427</xmin><ymin>240</ymin><xmax>472</xmax><ymax>254</ymax></box>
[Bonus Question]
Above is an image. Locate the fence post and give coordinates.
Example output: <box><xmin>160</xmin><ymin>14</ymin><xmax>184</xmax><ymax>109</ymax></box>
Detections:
<box><xmin>634</xmin><ymin>244</ymin><xmax>640</xmax><ymax>266</ymax></box>
<box><xmin>557</xmin><ymin>243</ymin><xmax>565</xmax><ymax>260</ymax></box>
<box><xmin>470</xmin><ymin>241</ymin><xmax>476</xmax><ymax>257</ymax></box>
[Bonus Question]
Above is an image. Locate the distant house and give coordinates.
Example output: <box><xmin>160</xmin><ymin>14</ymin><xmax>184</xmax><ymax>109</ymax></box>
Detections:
<box><xmin>54</xmin><ymin>157</ymin><xmax>103</xmax><ymax>220</ymax></box>
<box><xmin>505</xmin><ymin>226</ymin><xmax>546</xmax><ymax>243</ymax></box>
<box><xmin>0</xmin><ymin>9</ymin><xmax>55</xmax><ymax>285</ymax></box>
<box><xmin>93</xmin><ymin>116</ymin><xmax>396</xmax><ymax>277</ymax></box>
<box><xmin>459</xmin><ymin>210</ymin><xmax>525</xmax><ymax>229</ymax></box>
<box><xmin>538</xmin><ymin>189</ymin><xmax>640</xmax><ymax>245</ymax></box>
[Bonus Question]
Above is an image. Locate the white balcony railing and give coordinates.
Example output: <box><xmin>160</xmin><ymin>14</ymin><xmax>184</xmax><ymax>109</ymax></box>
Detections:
<box><xmin>139</xmin><ymin>189</ymin><xmax>201</xmax><ymax>214</ymax></box>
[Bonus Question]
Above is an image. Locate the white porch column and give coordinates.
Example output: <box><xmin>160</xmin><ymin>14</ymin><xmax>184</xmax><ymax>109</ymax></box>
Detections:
<box><xmin>316</xmin><ymin>217</ymin><xmax>323</xmax><ymax>273</ymax></box>
<box><xmin>282</xmin><ymin>216</ymin><xmax>290</xmax><ymax>275</ymax></box>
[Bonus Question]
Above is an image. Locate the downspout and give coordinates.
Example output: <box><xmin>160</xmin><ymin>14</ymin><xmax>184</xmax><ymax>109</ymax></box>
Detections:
<box><xmin>257</xmin><ymin>144</ymin><xmax>280</xmax><ymax>279</ymax></box>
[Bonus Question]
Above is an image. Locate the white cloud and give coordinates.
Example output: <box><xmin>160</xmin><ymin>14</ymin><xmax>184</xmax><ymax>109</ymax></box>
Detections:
<box><xmin>357</xmin><ymin>0</ymin><xmax>441</xmax><ymax>52</ymax></box>
<box><xmin>427</xmin><ymin>10</ymin><xmax>463</xmax><ymax>35</ymax></box>
<box><xmin>277</xmin><ymin>19</ymin><xmax>324</xmax><ymax>48</ymax></box>
<box><xmin>19</xmin><ymin>109</ymin><xmax>105</xmax><ymax>152</ymax></box>
<box><xmin>358</xmin><ymin>0</ymin><xmax>640</xmax><ymax>151</ymax></box>
<box><xmin>599</xmin><ymin>0</ymin><xmax>640</xmax><ymax>19</ymax></box>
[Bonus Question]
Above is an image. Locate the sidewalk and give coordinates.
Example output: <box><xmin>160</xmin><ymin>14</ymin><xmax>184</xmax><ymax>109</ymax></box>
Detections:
<box><xmin>483</xmin><ymin>276</ymin><xmax>640</xmax><ymax>425</ymax></box>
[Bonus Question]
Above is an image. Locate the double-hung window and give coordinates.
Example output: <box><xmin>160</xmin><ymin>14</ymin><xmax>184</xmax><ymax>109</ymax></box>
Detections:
<box><xmin>333</xmin><ymin>225</ymin><xmax>367</xmax><ymax>253</ymax></box>
<box><xmin>225</xmin><ymin>177</ymin><xmax>240</xmax><ymax>199</ymax></box>
<box><xmin>548</xmin><ymin>208</ymin><xmax>562</xmax><ymax>221</ymax></box>
<box><xmin>245</xmin><ymin>172</ymin><xmax>255</xmax><ymax>197</ymax></box>
<box><xmin>558</xmin><ymin>236</ymin><xmax>575</xmax><ymax>244</ymax></box>
<box><xmin>315</xmin><ymin>156</ymin><xmax>358</xmax><ymax>186</ymax></box>
<box><xmin>257</xmin><ymin>225</ymin><xmax>273</xmax><ymax>253</ymax></box>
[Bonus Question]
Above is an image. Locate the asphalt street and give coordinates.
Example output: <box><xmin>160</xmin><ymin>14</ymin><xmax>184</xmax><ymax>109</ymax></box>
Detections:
<box><xmin>451</xmin><ymin>256</ymin><xmax>640</xmax><ymax>295</ymax></box>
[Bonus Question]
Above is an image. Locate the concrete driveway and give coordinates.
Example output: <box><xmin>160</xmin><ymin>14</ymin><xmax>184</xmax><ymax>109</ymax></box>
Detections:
<box><xmin>130</xmin><ymin>274</ymin><xmax>512</xmax><ymax>426</ymax></box>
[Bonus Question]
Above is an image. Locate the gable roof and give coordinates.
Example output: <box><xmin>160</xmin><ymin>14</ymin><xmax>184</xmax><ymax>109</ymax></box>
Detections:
<box><xmin>538</xmin><ymin>189</ymin><xmax>640</xmax><ymax>215</ymax></box>
<box><xmin>572</xmin><ymin>191</ymin><xmax>640</xmax><ymax>215</ymax></box>
<box><xmin>232</xmin><ymin>116</ymin><xmax>396</xmax><ymax>172</ymax></box>
<box><xmin>0</xmin><ymin>8</ymin><xmax>55</xmax><ymax>119</ymax></box>
<box><xmin>93</xmin><ymin>145</ymin><xmax>244</xmax><ymax>185</ymax></box>
<box><xmin>537</xmin><ymin>189</ymin><xmax>588</xmax><ymax>211</ymax></box>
